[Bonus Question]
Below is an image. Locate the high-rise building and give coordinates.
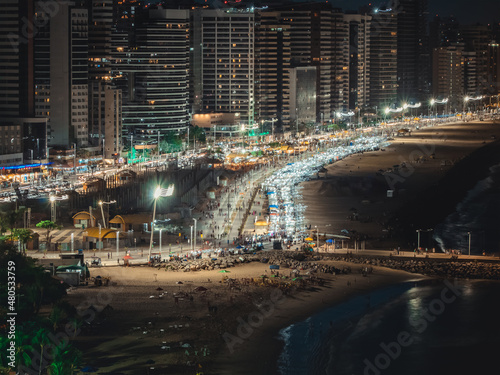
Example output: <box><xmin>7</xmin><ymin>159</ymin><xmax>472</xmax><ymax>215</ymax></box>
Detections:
<box><xmin>88</xmin><ymin>81</ymin><xmax>122</xmax><ymax>159</ymax></box>
<box><xmin>116</xmin><ymin>6</ymin><xmax>190</xmax><ymax>142</ymax></box>
<box><xmin>88</xmin><ymin>0</ymin><xmax>113</xmax><ymax>81</ymax></box>
<box><xmin>432</xmin><ymin>46</ymin><xmax>464</xmax><ymax>109</ymax></box>
<box><xmin>265</xmin><ymin>3</ymin><xmax>349</xmax><ymax>121</ymax></box>
<box><xmin>343</xmin><ymin>13</ymin><xmax>371</xmax><ymax>110</ymax></box>
<box><xmin>487</xmin><ymin>41</ymin><xmax>500</xmax><ymax>95</ymax></box>
<box><xmin>429</xmin><ymin>15</ymin><xmax>461</xmax><ymax>50</ymax></box>
<box><xmin>463</xmin><ymin>51</ymin><xmax>478</xmax><ymax>96</ymax></box>
<box><xmin>191</xmin><ymin>8</ymin><xmax>255</xmax><ymax>128</ymax></box>
<box><xmin>460</xmin><ymin>24</ymin><xmax>491</xmax><ymax>95</ymax></box>
<box><xmin>0</xmin><ymin>0</ymin><xmax>35</xmax><ymax>118</ymax></box>
<box><xmin>33</xmin><ymin>1</ymin><xmax>89</xmax><ymax>148</ymax></box>
<box><xmin>0</xmin><ymin>0</ymin><xmax>48</xmax><ymax>167</ymax></box>
<box><xmin>368</xmin><ymin>7</ymin><xmax>398</xmax><ymax>108</ymax></box>
<box><xmin>395</xmin><ymin>0</ymin><xmax>430</xmax><ymax>101</ymax></box>
<box><xmin>255</xmin><ymin>11</ymin><xmax>291</xmax><ymax>131</ymax></box>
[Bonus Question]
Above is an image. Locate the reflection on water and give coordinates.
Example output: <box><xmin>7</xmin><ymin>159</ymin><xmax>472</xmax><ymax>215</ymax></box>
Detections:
<box><xmin>434</xmin><ymin>163</ymin><xmax>500</xmax><ymax>253</ymax></box>
<box><xmin>278</xmin><ymin>280</ymin><xmax>500</xmax><ymax>375</ymax></box>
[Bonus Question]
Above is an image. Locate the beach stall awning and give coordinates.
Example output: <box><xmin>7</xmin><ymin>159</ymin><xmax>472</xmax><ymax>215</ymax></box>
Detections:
<box><xmin>72</xmin><ymin>211</ymin><xmax>96</xmax><ymax>221</ymax></box>
<box><xmin>255</xmin><ymin>220</ymin><xmax>269</xmax><ymax>226</ymax></box>
<box><xmin>83</xmin><ymin>227</ymin><xmax>127</xmax><ymax>239</ymax></box>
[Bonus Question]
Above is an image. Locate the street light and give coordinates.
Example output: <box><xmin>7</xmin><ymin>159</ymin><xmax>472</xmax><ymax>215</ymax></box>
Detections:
<box><xmin>98</xmin><ymin>223</ymin><xmax>102</xmax><ymax>250</ymax></box>
<box><xmin>116</xmin><ymin>230</ymin><xmax>120</xmax><ymax>258</ymax></box>
<box><xmin>98</xmin><ymin>199</ymin><xmax>116</xmax><ymax>228</ymax></box>
<box><xmin>49</xmin><ymin>194</ymin><xmax>68</xmax><ymax>223</ymax></box>
<box><xmin>315</xmin><ymin>225</ymin><xmax>319</xmax><ymax>253</ymax></box>
<box><xmin>149</xmin><ymin>184</ymin><xmax>174</xmax><ymax>260</ymax></box>
<box><xmin>467</xmin><ymin>231</ymin><xmax>471</xmax><ymax>256</ymax></box>
<box><xmin>193</xmin><ymin>217</ymin><xmax>197</xmax><ymax>251</ymax></box>
<box><xmin>416</xmin><ymin>229</ymin><xmax>433</xmax><ymax>251</ymax></box>
<box><xmin>190</xmin><ymin>225</ymin><xmax>193</xmax><ymax>251</ymax></box>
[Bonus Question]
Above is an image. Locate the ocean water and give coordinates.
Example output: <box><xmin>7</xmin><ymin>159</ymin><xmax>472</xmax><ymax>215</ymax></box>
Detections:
<box><xmin>277</xmin><ymin>280</ymin><xmax>500</xmax><ymax>375</ymax></box>
<box><xmin>434</xmin><ymin>163</ymin><xmax>500</xmax><ymax>254</ymax></box>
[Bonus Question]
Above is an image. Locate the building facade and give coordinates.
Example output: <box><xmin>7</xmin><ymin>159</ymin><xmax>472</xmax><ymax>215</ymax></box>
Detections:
<box><xmin>191</xmin><ymin>8</ymin><xmax>255</xmax><ymax>128</ymax></box>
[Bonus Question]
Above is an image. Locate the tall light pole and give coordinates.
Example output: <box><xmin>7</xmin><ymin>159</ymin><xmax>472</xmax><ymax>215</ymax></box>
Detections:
<box><xmin>468</xmin><ymin>231</ymin><xmax>471</xmax><ymax>256</ymax></box>
<box><xmin>159</xmin><ymin>228</ymin><xmax>162</xmax><ymax>259</ymax></box>
<box><xmin>315</xmin><ymin>225</ymin><xmax>319</xmax><ymax>253</ymax></box>
<box><xmin>98</xmin><ymin>199</ymin><xmax>116</xmax><ymax>228</ymax></box>
<box><xmin>116</xmin><ymin>230</ymin><xmax>120</xmax><ymax>258</ymax></box>
<box><xmin>73</xmin><ymin>143</ymin><xmax>77</xmax><ymax>176</ymax></box>
<box><xmin>157</xmin><ymin>130</ymin><xmax>160</xmax><ymax>159</ymax></box>
<box><xmin>193</xmin><ymin>217</ymin><xmax>197</xmax><ymax>251</ymax></box>
<box><xmin>149</xmin><ymin>185</ymin><xmax>174</xmax><ymax>260</ymax></box>
<box><xmin>98</xmin><ymin>223</ymin><xmax>102</xmax><ymax>250</ymax></box>
<box><xmin>50</xmin><ymin>196</ymin><xmax>56</xmax><ymax>222</ymax></box>
<box><xmin>190</xmin><ymin>225</ymin><xmax>193</xmax><ymax>251</ymax></box>
<box><xmin>416</xmin><ymin>229</ymin><xmax>433</xmax><ymax>251</ymax></box>
<box><xmin>49</xmin><ymin>194</ymin><xmax>68</xmax><ymax>223</ymax></box>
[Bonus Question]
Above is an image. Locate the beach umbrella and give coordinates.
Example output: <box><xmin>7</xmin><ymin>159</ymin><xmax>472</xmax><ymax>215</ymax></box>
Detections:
<box><xmin>236</xmin><ymin>245</ymin><xmax>243</xmax><ymax>249</ymax></box>
<box><xmin>123</xmin><ymin>254</ymin><xmax>133</xmax><ymax>260</ymax></box>
<box><xmin>156</xmin><ymin>287</ymin><xmax>163</xmax><ymax>291</ymax></box>
<box><xmin>219</xmin><ymin>270</ymin><xmax>230</xmax><ymax>273</ymax></box>
<box><xmin>269</xmin><ymin>205</ymin><xmax>279</xmax><ymax>208</ymax></box>
<box><xmin>267</xmin><ymin>191</ymin><xmax>276</xmax><ymax>195</ymax></box>
<box><xmin>176</xmin><ymin>281</ymin><xmax>184</xmax><ymax>285</ymax></box>
<box><xmin>326</xmin><ymin>239</ymin><xmax>333</xmax><ymax>243</ymax></box>
<box><xmin>194</xmin><ymin>286</ymin><xmax>208</xmax><ymax>292</ymax></box>
<box><xmin>305</xmin><ymin>237</ymin><xmax>314</xmax><ymax>241</ymax></box>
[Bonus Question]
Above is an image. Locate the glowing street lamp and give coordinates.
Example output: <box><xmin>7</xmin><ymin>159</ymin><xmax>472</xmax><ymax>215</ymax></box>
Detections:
<box><xmin>98</xmin><ymin>199</ymin><xmax>116</xmax><ymax>228</ymax></box>
<box><xmin>149</xmin><ymin>184</ymin><xmax>174</xmax><ymax>260</ymax></box>
<box><xmin>49</xmin><ymin>194</ymin><xmax>68</xmax><ymax>223</ymax></box>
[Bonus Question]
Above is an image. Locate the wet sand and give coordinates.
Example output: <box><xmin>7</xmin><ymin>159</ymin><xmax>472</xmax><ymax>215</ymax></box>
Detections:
<box><xmin>66</xmin><ymin>119</ymin><xmax>500</xmax><ymax>374</ymax></box>
<box><xmin>66</xmin><ymin>261</ymin><xmax>425</xmax><ymax>374</ymax></box>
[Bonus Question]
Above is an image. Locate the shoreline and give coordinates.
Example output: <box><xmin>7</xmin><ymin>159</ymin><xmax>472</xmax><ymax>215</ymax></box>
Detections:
<box><xmin>63</xmin><ymin>119</ymin><xmax>500</xmax><ymax>374</ymax></box>
<box><xmin>210</xmin><ymin>265</ymin><xmax>428</xmax><ymax>375</ymax></box>
<box><xmin>300</xmin><ymin>119</ymin><xmax>500</xmax><ymax>251</ymax></box>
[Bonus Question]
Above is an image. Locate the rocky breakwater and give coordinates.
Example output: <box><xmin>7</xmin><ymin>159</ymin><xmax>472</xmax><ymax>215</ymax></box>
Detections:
<box><xmin>157</xmin><ymin>251</ymin><xmax>349</xmax><ymax>275</ymax></box>
<box><xmin>152</xmin><ymin>251</ymin><xmax>500</xmax><ymax>280</ymax></box>
<box><xmin>321</xmin><ymin>254</ymin><xmax>500</xmax><ymax>280</ymax></box>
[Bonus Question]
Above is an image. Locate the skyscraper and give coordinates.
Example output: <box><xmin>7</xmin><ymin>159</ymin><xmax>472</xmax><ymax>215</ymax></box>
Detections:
<box><xmin>460</xmin><ymin>24</ymin><xmax>491</xmax><ymax>95</ymax></box>
<box><xmin>1</xmin><ymin>0</ymin><xmax>47</xmax><ymax>166</ymax></box>
<box><xmin>395</xmin><ymin>0</ymin><xmax>430</xmax><ymax>102</ymax></box>
<box><xmin>33</xmin><ymin>1</ymin><xmax>89</xmax><ymax>148</ymax></box>
<box><xmin>116</xmin><ymin>6</ymin><xmax>190</xmax><ymax>141</ymax></box>
<box><xmin>432</xmin><ymin>46</ymin><xmax>464</xmax><ymax>109</ymax></box>
<box><xmin>368</xmin><ymin>7</ymin><xmax>398</xmax><ymax>108</ymax></box>
<box><xmin>191</xmin><ymin>8</ymin><xmax>255</xmax><ymax>128</ymax></box>
<box><xmin>343</xmin><ymin>13</ymin><xmax>371</xmax><ymax>110</ymax></box>
<box><xmin>255</xmin><ymin>10</ymin><xmax>291</xmax><ymax>131</ymax></box>
<box><xmin>487</xmin><ymin>41</ymin><xmax>500</xmax><ymax>94</ymax></box>
<box><xmin>0</xmin><ymin>0</ymin><xmax>35</xmax><ymax>118</ymax></box>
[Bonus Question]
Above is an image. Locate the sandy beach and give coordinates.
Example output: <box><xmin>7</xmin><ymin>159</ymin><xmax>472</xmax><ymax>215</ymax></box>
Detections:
<box><xmin>66</xmin><ymin>260</ymin><xmax>426</xmax><ymax>374</ymax></box>
<box><xmin>301</xmin><ymin>119</ymin><xmax>500</xmax><ymax>250</ymax></box>
<box><xmin>63</xmin><ymin>119</ymin><xmax>500</xmax><ymax>374</ymax></box>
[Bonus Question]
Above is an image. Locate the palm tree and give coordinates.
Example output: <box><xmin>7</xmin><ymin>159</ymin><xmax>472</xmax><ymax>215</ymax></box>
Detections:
<box><xmin>10</xmin><ymin>228</ymin><xmax>33</xmax><ymax>254</ymax></box>
<box><xmin>0</xmin><ymin>208</ymin><xmax>25</xmax><ymax>236</ymax></box>
<box><xmin>35</xmin><ymin>220</ymin><xmax>60</xmax><ymax>251</ymax></box>
<box><xmin>33</xmin><ymin>327</ymin><xmax>50</xmax><ymax>375</ymax></box>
